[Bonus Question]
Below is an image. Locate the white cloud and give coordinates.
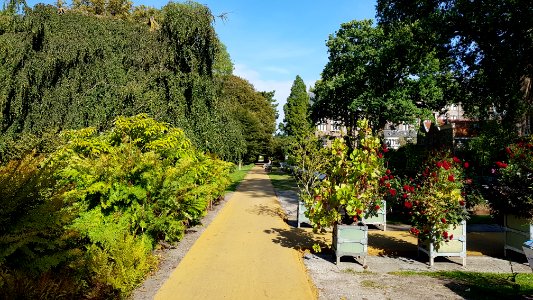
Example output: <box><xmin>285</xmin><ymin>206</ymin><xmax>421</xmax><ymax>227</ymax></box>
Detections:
<box><xmin>234</xmin><ymin>64</ymin><xmax>293</xmax><ymax>126</ymax></box>
<box><xmin>263</xmin><ymin>66</ymin><xmax>290</xmax><ymax>75</ymax></box>
<box><xmin>234</xmin><ymin>64</ymin><xmax>319</xmax><ymax>129</ymax></box>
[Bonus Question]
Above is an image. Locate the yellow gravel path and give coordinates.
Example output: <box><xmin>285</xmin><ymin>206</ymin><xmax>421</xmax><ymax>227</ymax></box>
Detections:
<box><xmin>155</xmin><ymin>166</ymin><xmax>317</xmax><ymax>300</ymax></box>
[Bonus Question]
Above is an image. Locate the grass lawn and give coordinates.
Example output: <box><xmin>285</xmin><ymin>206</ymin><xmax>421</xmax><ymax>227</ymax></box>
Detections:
<box><xmin>268</xmin><ymin>167</ymin><xmax>298</xmax><ymax>191</ymax></box>
<box><xmin>226</xmin><ymin>164</ymin><xmax>255</xmax><ymax>192</ymax></box>
<box><xmin>392</xmin><ymin>270</ymin><xmax>533</xmax><ymax>299</ymax></box>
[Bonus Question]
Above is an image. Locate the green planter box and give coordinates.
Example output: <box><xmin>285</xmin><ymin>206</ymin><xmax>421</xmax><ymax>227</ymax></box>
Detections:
<box><xmin>333</xmin><ymin>224</ymin><xmax>368</xmax><ymax>265</ymax></box>
<box><xmin>504</xmin><ymin>214</ymin><xmax>533</xmax><ymax>256</ymax></box>
<box><xmin>297</xmin><ymin>201</ymin><xmax>310</xmax><ymax>228</ymax></box>
<box><xmin>362</xmin><ymin>200</ymin><xmax>386</xmax><ymax>231</ymax></box>
<box><xmin>418</xmin><ymin>220</ymin><xmax>466</xmax><ymax>267</ymax></box>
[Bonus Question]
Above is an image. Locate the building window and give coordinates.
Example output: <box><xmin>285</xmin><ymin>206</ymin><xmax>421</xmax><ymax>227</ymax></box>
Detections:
<box><xmin>317</xmin><ymin>124</ymin><xmax>327</xmax><ymax>131</ymax></box>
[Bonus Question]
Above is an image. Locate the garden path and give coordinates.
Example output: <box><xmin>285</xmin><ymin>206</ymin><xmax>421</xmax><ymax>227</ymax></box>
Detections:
<box><xmin>154</xmin><ymin>165</ymin><xmax>317</xmax><ymax>300</ymax></box>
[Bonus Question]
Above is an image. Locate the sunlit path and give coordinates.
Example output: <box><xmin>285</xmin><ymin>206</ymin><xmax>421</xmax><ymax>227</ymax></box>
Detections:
<box><xmin>155</xmin><ymin>165</ymin><xmax>317</xmax><ymax>300</ymax></box>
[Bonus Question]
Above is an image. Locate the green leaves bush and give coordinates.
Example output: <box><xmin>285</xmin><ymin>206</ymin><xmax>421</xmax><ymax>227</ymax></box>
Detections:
<box><xmin>0</xmin><ymin>115</ymin><xmax>232</xmax><ymax>298</ymax></box>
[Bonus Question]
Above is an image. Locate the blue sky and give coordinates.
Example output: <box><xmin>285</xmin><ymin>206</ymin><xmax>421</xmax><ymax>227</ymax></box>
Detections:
<box><xmin>26</xmin><ymin>0</ymin><xmax>377</xmax><ymax>125</ymax></box>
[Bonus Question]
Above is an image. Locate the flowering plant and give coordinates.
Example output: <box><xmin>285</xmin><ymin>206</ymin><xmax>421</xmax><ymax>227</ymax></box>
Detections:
<box><xmin>397</xmin><ymin>151</ymin><xmax>469</xmax><ymax>248</ymax></box>
<box><xmin>304</xmin><ymin>119</ymin><xmax>393</xmax><ymax>234</ymax></box>
<box><xmin>492</xmin><ymin>137</ymin><xmax>533</xmax><ymax>221</ymax></box>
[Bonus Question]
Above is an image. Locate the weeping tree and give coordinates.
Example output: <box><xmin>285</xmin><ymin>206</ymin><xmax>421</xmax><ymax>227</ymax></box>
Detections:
<box><xmin>0</xmin><ymin>1</ymin><xmax>259</xmax><ymax>162</ymax></box>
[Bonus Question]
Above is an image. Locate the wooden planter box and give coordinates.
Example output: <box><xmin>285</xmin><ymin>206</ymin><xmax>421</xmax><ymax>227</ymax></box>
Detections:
<box><xmin>362</xmin><ymin>200</ymin><xmax>386</xmax><ymax>231</ymax></box>
<box><xmin>333</xmin><ymin>224</ymin><xmax>368</xmax><ymax>265</ymax></box>
<box><xmin>504</xmin><ymin>214</ymin><xmax>533</xmax><ymax>256</ymax></box>
<box><xmin>297</xmin><ymin>201</ymin><xmax>311</xmax><ymax>228</ymax></box>
<box><xmin>418</xmin><ymin>220</ymin><xmax>466</xmax><ymax>267</ymax></box>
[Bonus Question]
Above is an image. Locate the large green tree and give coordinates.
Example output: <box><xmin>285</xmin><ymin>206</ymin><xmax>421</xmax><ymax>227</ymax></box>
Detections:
<box><xmin>283</xmin><ymin>75</ymin><xmax>311</xmax><ymax>137</ymax></box>
<box><xmin>312</xmin><ymin>19</ymin><xmax>453</xmax><ymax>134</ymax></box>
<box><xmin>0</xmin><ymin>2</ymin><xmax>249</xmax><ymax>162</ymax></box>
<box><xmin>376</xmin><ymin>0</ymin><xmax>533</xmax><ymax>131</ymax></box>
<box><xmin>218</xmin><ymin>75</ymin><xmax>276</xmax><ymax>163</ymax></box>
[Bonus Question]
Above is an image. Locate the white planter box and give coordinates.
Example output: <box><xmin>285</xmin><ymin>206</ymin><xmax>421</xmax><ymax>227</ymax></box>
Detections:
<box><xmin>362</xmin><ymin>200</ymin><xmax>387</xmax><ymax>231</ymax></box>
<box><xmin>297</xmin><ymin>201</ymin><xmax>311</xmax><ymax>228</ymax></box>
<box><xmin>333</xmin><ymin>224</ymin><xmax>368</xmax><ymax>266</ymax></box>
<box><xmin>523</xmin><ymin>240</ymin><xmax>533</xmax><ymax>271</ymax></box>
<box><xmin>504</xmin><ymin>214</ymin><xmax>533</xmax><ymax>256</ymax></box>
<box><xmin>418</xmin><ymin>220</ymin><xmax>467</xmax><ymax>267</ymax></box>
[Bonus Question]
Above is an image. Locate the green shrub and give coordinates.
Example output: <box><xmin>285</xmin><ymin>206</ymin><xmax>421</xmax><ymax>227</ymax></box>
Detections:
<box><xmin>1</xmin><ymin>114</ymin><xmax>232</xmax><ymax>298</ymax></box>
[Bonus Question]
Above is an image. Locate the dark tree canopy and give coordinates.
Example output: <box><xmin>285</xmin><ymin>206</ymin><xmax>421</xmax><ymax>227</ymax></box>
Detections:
<box><xmin>377</xmin><ymin>0</ymin><xmax>533</xmax><ymax>131</ymax></box>
<box><xmin>283</xmin><ymin>75</ymin><xmax>311</xmax><ymax>137</ymax></box>
<box><xmin>312</xmin><ymin>19</ymin><xmax>452</xmax><ymax>133</ymax></box>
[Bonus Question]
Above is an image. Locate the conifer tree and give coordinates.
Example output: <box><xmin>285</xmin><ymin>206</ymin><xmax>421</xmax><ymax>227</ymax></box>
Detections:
<box><xmin>283</xmin><ymin>75</ymin><xmax>311</xmax><ymax>137</ymax></box>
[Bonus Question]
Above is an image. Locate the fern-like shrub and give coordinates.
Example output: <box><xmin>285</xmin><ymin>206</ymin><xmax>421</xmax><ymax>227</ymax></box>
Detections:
<box><xmin>1</xmin><ymin>114</ymin><xmax>232</xmax><ymax>298</ymax></box>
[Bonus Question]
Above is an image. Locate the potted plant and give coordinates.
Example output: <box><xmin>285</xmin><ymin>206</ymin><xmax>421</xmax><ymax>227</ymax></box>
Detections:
<box><xmin>397</xmin><ymin>151</ymin><xmax>469</xmax><ymax>266</ymax></box>
<box><xmin>302</xmin><ymin>119</ymin><xmax>393</xmax><ymax>265</ymax></box>
<box><xmin>490</xmin><ymin>138</ymin><xmax>533</xmax><ymax>256</ymax></box>
<box><xmin>289</xmin><ymin>134</ymin><xmax>329</xmax><ymax>228</ymax></box>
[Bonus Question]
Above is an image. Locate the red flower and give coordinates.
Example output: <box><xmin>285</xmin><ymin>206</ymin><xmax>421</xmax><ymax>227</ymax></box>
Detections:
<box><xmin>378</xmin><ymin>153</ymin><xmax>383</xmax><ymax>159</ymax></box>
<box><xmin>436</xmin><ymin>161</ymin><xmax>443</xmax><ymax>168</ymax></box>
<box><xmin>448</xmin><ymin>175</ymin><xmax>455</xmax><ymax>182</ymax></box>
<box><xmin>441</xmin><ymin>218</ymin><xmax>447</xmax><ymax>224</ymax></box>
<box><xmin>389</xmin><ymin>175</ymin><xmax>394</xmax><ymax>179</ymax></box>
<box><xmin>386</xmin><ymin>169</ymin><xmax>391</xmax><ymax>175</ymax></box>
<box><xmin>375</xmin><ymin>205</ymin><xmax>380</xmax><ymax>210</ymax></box>
<box><xmin>353</xmin><ymin>216</ymin><xmax>358</xmax><ymax>222</ymax></box>
<box><xmin>496</xmin><ymin>161</ymin><xmax>508</xmax><ymax>168</ymax></box>
<box><xmin>409</xmin><ymin>186</ymin><xmax>415</xmax><ymax>192</ymax></box>
<box><xmin>443</xmin><ymin>161</ymin><xmax>451</xmax><ymax>170</ymax></box>
<box><xmin>459</xmin><ymin>200</ymin><xmax>465</xmax><ymax>206</ymax></box>
<box><xmin>389</xmin><ymin>189</ymin><xmax>397</xmax><ymax>196</ymax></box>
<box><xmin>402</xmin><ymin>193</ymin><xmax>408</xmax><ymax>199</ymax></box>
<box><xmin>404</xmin><ymin>201</ymin><xmax>413</xmax><ymax>209</ymax></box>
<box><xmin>356</xmin><ymin>209</ymin><xmax>362</xmax><ymax>215</ymax></box>
<box><xmin>443</xmin><ymin>231</ymin><xmax>449</xmax><ymax>239</ymax></box>
<box><xmin>449</xmin><ymin>234</ymin><xmax>454</xmax><ymax>240</ymax></box>
<box><xmin>453</xmin><ymin>157</ymin><xmax>461</xmax><ymax>163</ymax></box>
<box><xmin>314</xmin><ymin>195</ymin><xmax>321</xmax><ymax>201</ymax></box>
<box><xmin>505</xmin><ymin>147</ymin><xmax>512</xmax><ymax>155</ymax></box>
<box><xmin>431</xmin><ymin>172</ymin><xmax>437</xmax><ymax>178</ymax></box>
<box><xmin>403</xmin><ymin>184</ymin><xmax>410</xmax><ymax>191</ymax></box>
<box><xmin>464</xmin><ymin>162</ymin><xmax>469</xmax><ymax>168</ymax></box>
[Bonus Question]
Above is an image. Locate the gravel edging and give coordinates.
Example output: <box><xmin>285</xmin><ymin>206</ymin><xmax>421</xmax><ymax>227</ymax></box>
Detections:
<box><xmin>131</xmin><ymin>191</ymin><xmax>235</xmax><ymax>300</ymax></box>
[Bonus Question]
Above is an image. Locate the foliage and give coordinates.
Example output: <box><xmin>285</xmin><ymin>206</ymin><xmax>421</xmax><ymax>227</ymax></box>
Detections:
<box><xmin>312</xmin><ymin>19</ymin><xmax>451</xmax><ymax>133</ymax></box>
<box><xmin>218</xmin><ymin>75</ymin><xmax>276</xmax><ymax>163</ymax></box>
<box><xmin>394</xmin><ymin>150</ymin><xmax>469</xmax><ymax>248</ymax></box>
<box><xmin>467</xmin><ymin>120</ymin><xmax>518</xmax><ymax>170</ymax></box>
<box><xmin>0</xmin><ymin>115</ymin><xmax>232</xmax><ymax>298</ymax></box>
<box><xmin>283</xmin><ymin>75</ymin><xmax>311</xmax><ymax>138</ymax></box>
<box><xmin>393</xmin><ymin>270</ymin><xmax>533</xmax><ymax>299</ymax></box>
<box><xmin>0</xmin><ymin>152</ymin><xmax>78</xmax><ymax>274</ymax></box>
<box><xmin>303</xmin><ymin>120</ymin><xmax>392</xmax><ymax>235</ymax></box>
<box><xmin>0</xmin><ymin>2</ymin><xmax>266</xmax><ymax>163</ymax></box>
<box><xmin>55</xmin><ymin>114</ymin><xmax>232</xmax><ymax>242</ymax></box>
<box><xmin>376</xmin><ymin>0</ymin><xmax>533</xmax><ymax>130</ymax></box>
<box><xmin>289</xmin><ymin>134</ymin><xmax>329</xmax><ymax>202</ymax></box>
<box><xmin>490</xmin><ymin>137</ymin><xmax>533</xmax><ymax>221</ymax></box>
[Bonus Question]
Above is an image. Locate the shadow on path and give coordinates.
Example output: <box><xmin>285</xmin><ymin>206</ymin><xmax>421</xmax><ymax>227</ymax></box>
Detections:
<box><xmin>264</xmin><ymin>227</ymin><xmax>330</xmax><ymax>253</ymax></box>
